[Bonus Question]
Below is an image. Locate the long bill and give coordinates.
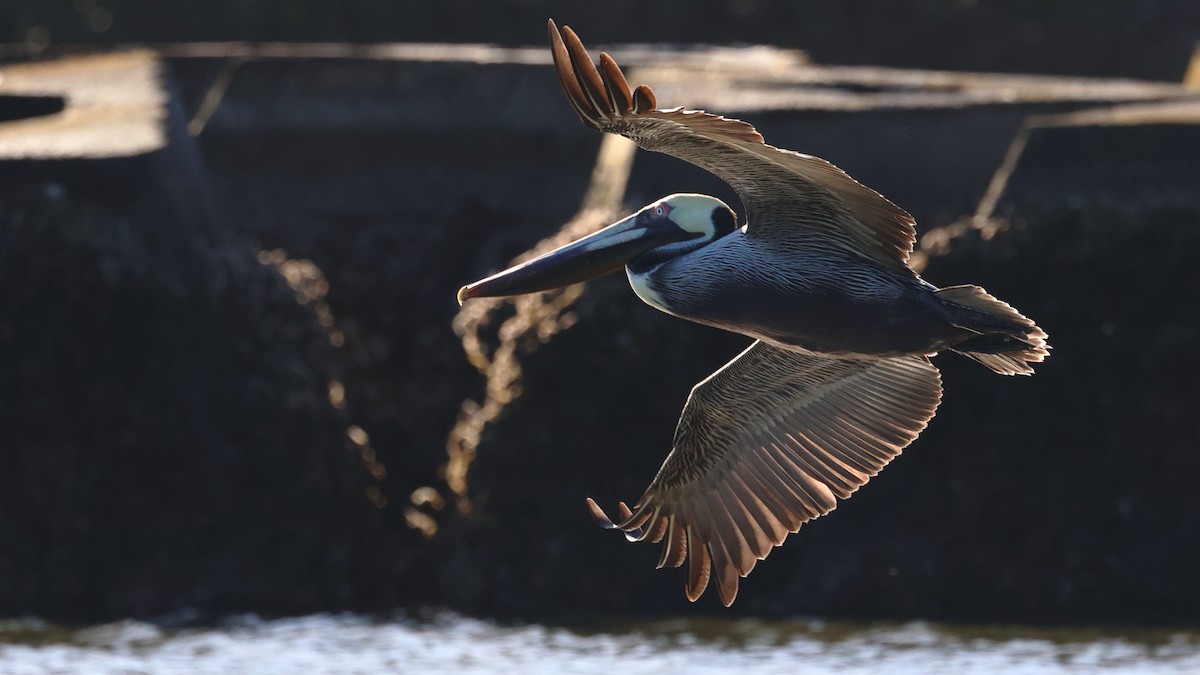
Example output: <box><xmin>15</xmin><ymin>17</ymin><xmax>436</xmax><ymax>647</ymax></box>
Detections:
<box><xmin>457</xmin><ymin>212</ymin><xmax>689</xmax><ymax>304</ymax></box>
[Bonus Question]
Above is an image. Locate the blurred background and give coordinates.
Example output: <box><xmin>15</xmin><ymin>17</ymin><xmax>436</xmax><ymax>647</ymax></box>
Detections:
<box><xmin>2</xmin><ymin>0</ymin><xmax>1200</xmax><ymax>671</ymax></box>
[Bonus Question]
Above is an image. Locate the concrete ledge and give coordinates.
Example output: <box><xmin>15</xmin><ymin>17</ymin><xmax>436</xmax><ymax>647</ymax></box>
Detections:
<box><xmin>0</xmin><ymin>51</ymin><xmax>165</xmax><ymax>159</ymax></box>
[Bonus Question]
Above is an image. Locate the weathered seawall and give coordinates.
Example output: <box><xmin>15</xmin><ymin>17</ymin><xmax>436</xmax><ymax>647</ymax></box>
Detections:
<box><xmin>1</xmin><ymin>45</ymin><xmax>1199</xmax><ymax>621</ymax></box>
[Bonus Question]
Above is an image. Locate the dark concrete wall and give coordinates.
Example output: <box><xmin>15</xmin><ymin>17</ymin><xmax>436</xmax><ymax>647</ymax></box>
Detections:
<box><xmin>5</xmin><ymin>1</ymin><xmax>1200</xmax><ymax>81</ymax></box>
<box><xmin>2</xmin><ymin>48</ymin><xmax>1199</xmax><ymax>622</ymax></box>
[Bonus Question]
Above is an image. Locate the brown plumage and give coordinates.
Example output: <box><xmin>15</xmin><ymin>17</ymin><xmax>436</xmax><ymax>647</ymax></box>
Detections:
<box><xmin>588</xmin><ymin>344</ymin><xmax>941</xmax><ymax>605</ymax></box>
<box><xmin>458</xmin><ymin>21</ymin><xmax>1049</xmax><ymax>607</ymax></box>
<box><xmin>549</xmin><ymin>20</ymin><xmax>918</xmax><ymax>274</ymax></box>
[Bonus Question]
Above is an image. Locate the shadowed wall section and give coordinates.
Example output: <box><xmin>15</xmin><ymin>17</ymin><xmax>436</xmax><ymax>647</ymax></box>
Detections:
<box><xmin>1</xmin><ymin>43</ymin><xmax>1199</xmax><ymax>621</ymax></box>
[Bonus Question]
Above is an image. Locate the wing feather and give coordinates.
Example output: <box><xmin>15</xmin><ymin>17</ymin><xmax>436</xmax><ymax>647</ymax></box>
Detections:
<box><xmin>560</xmin><ymin>25</ymin><xmax>615</xmax><ymax>117</ymax></box>
<box><xmin>587</xmin><ymin>341</ymin><xmax>941</xmax><ymax>605</ymax></box>
<box><xmin>738</xmin><ymin>452</ymin><xmax>806</xmax><ymax>530</ymax></box>
<box><xmin>645</xmin><ymin>513</ymin><xmax>669</xmax><ymax>543</ymax></box>
<box><xmin>598</xmin><ymin>53</ymin><xmax>634</xmax><ymax>114</ymax></box>
<box><xmin>547</xmin><ymin>19</ymin><xmax>917</xmax><ymax>272</ymax></box>
<box><xmin>685</xmin><ymin>527</ymin><xmax>710</xmax><ymax>601</ymax></box>
<box><xmin>658</xmin><ymin>517</ymin><xmax>685</xmax><ymax>569</ymax></box>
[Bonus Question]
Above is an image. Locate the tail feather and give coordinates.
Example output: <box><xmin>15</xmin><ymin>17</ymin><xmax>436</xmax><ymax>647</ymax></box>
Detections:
<box><xmin>935</xmin><ymin>285</ymin><xmax>1049</xmax><ymax>376</ymax></box>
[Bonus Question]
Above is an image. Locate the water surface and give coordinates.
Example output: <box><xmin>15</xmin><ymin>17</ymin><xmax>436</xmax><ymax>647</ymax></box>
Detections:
<box><xmin>1</xmin><ymin>612</ymin><xmax>1197</xmax><ymax>674</ymax></box>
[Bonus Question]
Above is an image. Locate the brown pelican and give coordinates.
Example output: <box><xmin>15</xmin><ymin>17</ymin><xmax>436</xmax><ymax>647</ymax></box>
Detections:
<box><xmin>457</xmin><ymin>20</ymin><xmax>1049</xmax><ymax>606</ymax></box>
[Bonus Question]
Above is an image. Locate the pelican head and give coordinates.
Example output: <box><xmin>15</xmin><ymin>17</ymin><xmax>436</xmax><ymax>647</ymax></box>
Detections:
<box><xmin>458</xmin><ymin>194</ymin><xmax>737</xmax><ymax>303</ymax></box>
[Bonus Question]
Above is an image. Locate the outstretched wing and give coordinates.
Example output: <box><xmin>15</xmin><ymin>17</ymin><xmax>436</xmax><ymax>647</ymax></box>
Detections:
<box><xmin>588</xmin><ymin>342</ymin><xmax>942</xmax><ymax>606</ymax></box>
<box><xmin>548</xmin><ymin>19</ymin><xmax>917</xmax><ymax>273</ymax></box>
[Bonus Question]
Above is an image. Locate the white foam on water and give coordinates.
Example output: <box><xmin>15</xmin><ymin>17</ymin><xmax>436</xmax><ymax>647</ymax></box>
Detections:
<box><xmin>0</xmin><ymin>613</ymin><xmax>1197</xmax><ymax>675</ymax></box>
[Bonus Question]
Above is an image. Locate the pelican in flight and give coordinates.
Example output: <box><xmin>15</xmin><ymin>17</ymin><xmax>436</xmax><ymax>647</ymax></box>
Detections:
<box><xmin>457</xmin><ymin>20</ymin><xmax>1048</xmax><ymax>606</ymax></box>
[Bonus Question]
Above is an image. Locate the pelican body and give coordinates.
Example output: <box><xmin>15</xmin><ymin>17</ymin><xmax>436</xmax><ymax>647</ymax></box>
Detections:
<box><xmin>457</xmin><ymin>21</ymin><xmax>1049</xmax><ymax>607</ymax></box>
<box><xmin>631</xmin><ymin>227</ymin><xmax>972</xmax><ymax>357</ymax></box>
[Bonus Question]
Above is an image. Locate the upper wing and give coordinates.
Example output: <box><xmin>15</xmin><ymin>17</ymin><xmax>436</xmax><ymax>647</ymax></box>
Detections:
<box><xmin>587</xmin><ymin>341</ymin><xmax>942</xmax><ymax>606</ymax></box>
<box><xmin>548</xmin><ymin>20</ymin><xmax>917</xmax><ymax>273</ymax></box>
